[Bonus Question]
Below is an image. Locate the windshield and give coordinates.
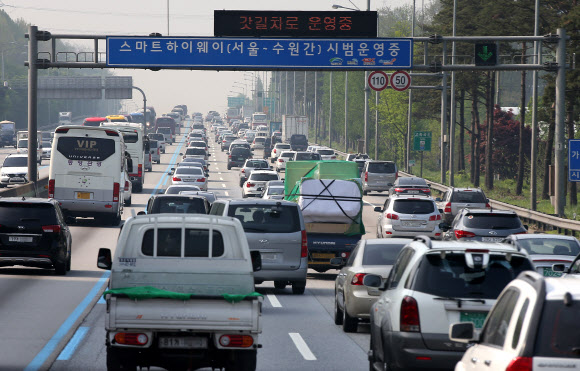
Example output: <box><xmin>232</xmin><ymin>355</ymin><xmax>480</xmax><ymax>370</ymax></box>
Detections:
<box><xmin>412</xmin><ymin>253</ymin><xmax>534</xmax><ymax>299</ymax></box>
<box><xmin>463</xmin><ymin>214</ymin><xmax>522</xmax><ymax>229</ymax></box>
<box><xmin>516</xmin><ymin>238</ymin><xmax>580</xmax><ymax>256</ymax></box>
<box><xmin>267</xmin><ymin>187</ymin><xmax>285</xmax><ymax>195</ymax></box>
<box><xmin>186</xmin><ymin>148</ymin><xmax>206</xmax><ymax>155</ymax></box>
<box><xmin>121</xmin><ymin>132</ymin><xmax>138</xmax><ymax>143</ymax></box>
<box><xmin>452</xmin><ymin>191</ymin><xmax>487</xmax><ymax>203</ymax></box>
<box><xmin>228</xmin><ymin>205</ymin><xmax>300</xmax><ymax>233</ymax></box>
<box><xmin>368</xmin><ymin>162</ymin><xmax>396</xmax><ymax>173</ymax></box>
<box><xmin>3</xmin><ymin>156</ymin><xmax>27</xmax><ymax>167</ymax></box>
<box><xmin>392</xmin><ymin>199</ymin><xmax>435</xmax><ymax>214</ymax></box>
<box><xmin>317</xmin><ymin>149</ymin><xmax>334</xmax><ymax>155</ymax></box>
<box><xmin>250</xmin><ymin>173</ymin><xmax>279</xmax><ymax>182</ymax></box>
<box><xmin>362</xmin><ymin>243</ymin><xmax>406</xmax><ymax>265</ymax></box>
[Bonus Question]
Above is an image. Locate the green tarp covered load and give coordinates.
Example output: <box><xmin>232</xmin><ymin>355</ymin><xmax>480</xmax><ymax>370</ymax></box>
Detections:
<box><xmin>103</xmin><ymin>286</ymin><xmax>263</xmax><ymax>304</ymax></box>
<box><xmin>285</xmin><ymin>161</ymin><xmax>365</xmax><ymax>235</ymax></box>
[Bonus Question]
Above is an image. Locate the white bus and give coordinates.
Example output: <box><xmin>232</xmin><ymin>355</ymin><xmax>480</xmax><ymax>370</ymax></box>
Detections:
<box><xmin>100</xmin><ymin>122</ymin><xmax>146</xmax><ymax>193</ymax></box>
<box><xmin>49</xmin><ymin>126</ymin><xmax>127</xmax><ymax>226</ymax></box>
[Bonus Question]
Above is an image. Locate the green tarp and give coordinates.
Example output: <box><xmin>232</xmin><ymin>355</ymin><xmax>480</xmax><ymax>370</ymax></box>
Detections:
<box><xmin>103</xmin><ymin>286</ymin><xmax>263</xmax><ymax>304</ymax></box>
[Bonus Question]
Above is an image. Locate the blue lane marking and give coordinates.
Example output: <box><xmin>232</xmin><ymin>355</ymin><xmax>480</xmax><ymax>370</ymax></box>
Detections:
<box><xmin>56</xmin><ymin>326</ymin><xmax>89</xmax><ymax>361</ymax></box>
<box><xmin>97</xmin><ymin>296</ymin><xmax>105</xmax><ymax>304</ymax></box>
<box><xmin>39</xmin><ymin>165</ymin><xmax>49</xmax><ymax>169</ymax></box>
<box><xmin>149</xmin><ymin>124</ymin><xmax>190</xmax><ymax>197</ymax></box>
<box><xmin>24</xmin><ymin>271</ymin><xmax>111</xmax><ymax>371</ymax></box>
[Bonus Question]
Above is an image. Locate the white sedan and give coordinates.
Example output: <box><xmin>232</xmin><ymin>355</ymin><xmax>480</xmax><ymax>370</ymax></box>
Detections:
<box><xmin>171</xmin><ymin>166</ymin><xmax>208</xmax><ymax>191</ymax></box>
<box><xmin>274</xmin><ymin>151</ymin><xmax>296</xmax><ymax>172</ymax></box>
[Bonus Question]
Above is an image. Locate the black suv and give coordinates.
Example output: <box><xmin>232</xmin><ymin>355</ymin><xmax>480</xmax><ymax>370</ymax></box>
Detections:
<box><xmin>290</xmin><ymin>134</ymin><xmax>308</xmax><ymax>151</ymax></box>
<box><xmin>142</xmin><ymin>194</ymin><xmax>210</xmax><ymax>215</ymax></box>
<box><xmin>0</xmin><ymin>197</ymin><xmax>72</xmax><ymax>275</ymax></box>
<box><xmin>227</xmin><ymin>147</ymin><xmax>252</xmax><ymax>170</ymax></box>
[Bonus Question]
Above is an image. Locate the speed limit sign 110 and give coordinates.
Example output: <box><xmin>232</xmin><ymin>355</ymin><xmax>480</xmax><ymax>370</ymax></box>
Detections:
<box><xmin>390</xmin><ymin>70</ymin><xmax>411</xmax><ymax>91</ymax></box>
<box><xmin>368</xmin><ymin>71</ymin><xmax>389</xmax><ymax>91</ymax></box>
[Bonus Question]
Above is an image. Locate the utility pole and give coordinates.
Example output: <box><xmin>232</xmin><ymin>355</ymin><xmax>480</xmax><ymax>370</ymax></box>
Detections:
<box><xmin>375</xmin><ymin>90</ymin><xmax>379</xmax><ymax>160</ymax></box>
<box><xmin>363</xmin><ymin>0</ymin><xmax>372</xmax><ymax>154</ymax></box>
<box><xmin>27</xmin><ymin>25</ymin><xmax>39</xmax><ymax>186</ymax></box>
<box><xmin>303</xmin><ymin>71</ymin><xmax>307</xmax><ymax>115</ymax></box>
<box><xmin>344</xmin><ymin>71</ymin><xmax>348</xmax><ymax>151</ymax></box>
<box><xmin>406</xmin><ymin>0</ymin><xmax>416</xmax><ymax>172</ymax></box>
<box><xmin>530</xmin><ymin>0</ymin><xmax>540</xmax><ymax>210</ymax></box>
<box><xmin>329</xmin><ymin>71</ymin><xmax>333</xmax><ymax>148</ymax></box>
<box><xmin>554</xmin><ymin>28</ymin><xmax>567</xmax><ymax>216</ymax></box>
<box><xmin>314</xmin><ymin>71</ymin><xmax>318</xmax><ymax>144</ymax></box>
<box><xmin>293</xmin><ymin>71</ymin><xmax>296</xmax><ymax>115</ymax></box>
<box><xmin>449</xmin><ymin>0</ymin><xmax>457</xmax><ymax>186</ymax></box>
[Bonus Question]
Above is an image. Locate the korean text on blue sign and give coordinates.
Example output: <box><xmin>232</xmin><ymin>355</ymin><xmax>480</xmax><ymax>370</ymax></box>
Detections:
<box><xmin>569</xmin><ymin>139</ymin><xmax>580</xmax><ymax>182</ymax></box>
<box><xmin>106</xmin><ymin>37</ymin><xmax>413</xmax><ymax>70</ymax></box>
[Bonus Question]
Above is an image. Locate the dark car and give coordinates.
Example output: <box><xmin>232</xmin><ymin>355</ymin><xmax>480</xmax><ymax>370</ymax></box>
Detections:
<box><xmin>388</xmin><ymin>177</ymin><xmax>431</xmax><ymax>196</ymax></box>
<box><xmin>143</xmin><ymin>194</ymin><xmax>210</xmax><ymax>215</ymax></box>
<box><xmin>0</xmin><ymin>197</ymin><xmax>72</xmax><ymax>275</ymax></box>
<box><xmin>290</xmin><ymin>134</ymin><xmax>308</xmax><ymax>151</ymax></box>
<box><xmin>227</xmin><ymin>147</ymin><xmax>252</xmax><ymax>170</ymax></box>
<box><xmin>442</xmin><ymin>208</ymin><xmax>528</xmax><ymax>242</ymax></box>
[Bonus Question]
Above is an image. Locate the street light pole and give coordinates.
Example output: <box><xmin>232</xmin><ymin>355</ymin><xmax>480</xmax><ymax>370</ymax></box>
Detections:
<box><xmin>363</xmin><ymin>0</ymin><xmax>371</xmax><ymax>154</ymax></box>
<box><xmin>344</xmin><ymin>71</ymin><xmax>348</xmax><ymax>151</ymax></box>
<box><xmin>329</xmin><ymin>71</ymin><xmax>333</xmax><ymax>148</ymax></box>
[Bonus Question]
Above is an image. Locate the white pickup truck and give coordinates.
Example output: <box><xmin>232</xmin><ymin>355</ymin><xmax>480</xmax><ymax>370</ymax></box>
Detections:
<box><xmin>97</xmin><ymin>214</ymin><xmax>263</xmax><ymax>371</ymax></box>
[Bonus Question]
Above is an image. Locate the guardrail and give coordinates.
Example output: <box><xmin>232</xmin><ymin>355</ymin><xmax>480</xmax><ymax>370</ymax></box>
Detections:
<box><xmin>332</xmin><ymin>148</ymin><xmax>580</xmax><ymax>236</ymax></box>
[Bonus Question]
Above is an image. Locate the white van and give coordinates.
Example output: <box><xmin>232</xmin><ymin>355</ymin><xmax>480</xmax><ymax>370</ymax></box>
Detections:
<box><xmin>49</xmin><ymin>126</ymin><xmax>127</xmax><ymax>226</ymax></box>
<box><xmin>100</xmin><ymin>122</ymin><xmax>146</xmax><ymax>193</ymax></box>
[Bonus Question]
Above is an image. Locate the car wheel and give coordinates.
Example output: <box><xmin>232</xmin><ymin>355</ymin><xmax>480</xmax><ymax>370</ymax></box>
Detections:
<box><xmin>54</xmin><ymin>256</ymin><xmax>67</xmax><ymax>276</ymax></box>
<box><xmin>274</xmin><ymin>281</ymin><xmax>286</xmax><ymax>290</ymax></box>
<box><xmin>334</xmin><ymin>292</ymin><xmax>344</xmax><ymax>325</ymax></box>
<box><xmin>227</xmin><ymin>165</ymin><xmax>231</xmax><ymax>170</ymax></box>
<box><xmin>156</xmin><ymin>160</ymin><xmax>161</xmax><ymax>164</ymax></box>
<box><xmin>276</xmin><ymin>167</ymin><xmax>280</xmax><ymax>173</ymax></box>
<box><xmin>292</xmin><ymin>281</ymin><xmax>306</xmax><ymax>295</ymax></box>
<box><xmin>363</xmin><ymin>190</ymin><xmax>368</xmax><ymax>196</ymax></box>
<box><xmin>111</xmin><ymin>214</ymin><xmax>121</xmax><ymax>227</ymax></box>
<box><xmin>125</xmin><ymin>196</ymin><xmax>132</xmax><ymax>206</ymax></box>
<box><xmin>66</xmin><ymin>250</ymin><xmax>72</xmax><ymax>271</ymax></box>
<box><xmin>342</xmin><ymin>302</ymin><xmax>358</xmax><ymax>332</ymax></box>
<box><xmin>242</xmin><ymin>192</ymin><xmax>247</xmax><ymax>198</ymax></box>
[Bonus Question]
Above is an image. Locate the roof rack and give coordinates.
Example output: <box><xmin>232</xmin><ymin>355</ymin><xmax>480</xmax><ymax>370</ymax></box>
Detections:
<box><xmin>413</xmin><ymin>235</ymin><xmax>432</xmax><ymax>249</ymax></box>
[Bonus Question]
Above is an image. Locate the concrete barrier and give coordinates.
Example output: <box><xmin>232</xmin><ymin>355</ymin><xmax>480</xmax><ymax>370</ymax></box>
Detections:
<box><xmin>0</xmin><ymin>176</ymin><xmax>48</xmax><ymax>198</ymax></box>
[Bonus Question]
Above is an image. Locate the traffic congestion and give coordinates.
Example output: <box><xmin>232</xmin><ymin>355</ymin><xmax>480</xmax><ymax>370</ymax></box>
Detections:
<box><xmin>0</xmin><ymin>107</ymin><xmax>577</xmax><ymax>371</ymax></box>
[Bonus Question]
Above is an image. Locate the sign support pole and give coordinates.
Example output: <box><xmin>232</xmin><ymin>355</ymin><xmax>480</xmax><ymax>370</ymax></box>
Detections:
<box><xmin>421</xmin><ymin>150</ymin><xmax>424</xmax><ymax>178</ymax></box>
<box><xmin>555</xmin><ymin>28</ymin><xmax>567</xmax><ymax>216</ymax></box>
<box><xmin>329</xmin><ymin>71</ymin><xmax>333</xmax><ymax>148</ymax></box>
<box><xmin>27</xmin><ymin>25</ymin><xmax>38</xmax><ymax>187</ymax></box>
<box><xmin>530</xmin><ymin>0</ymin><xmax>540</xmax><ymax>210</ymax></box>
<box><xmin>344</xmin><ymin>71</ymin><xmax>348</xmax><ymax>151</ymax></box>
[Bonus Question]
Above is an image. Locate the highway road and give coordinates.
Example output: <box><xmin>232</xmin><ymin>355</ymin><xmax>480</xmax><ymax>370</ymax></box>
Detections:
<box><xmin>0</xmin><ymin>120</ymin><xmax>385</xmax><ymax>371</ymax></box>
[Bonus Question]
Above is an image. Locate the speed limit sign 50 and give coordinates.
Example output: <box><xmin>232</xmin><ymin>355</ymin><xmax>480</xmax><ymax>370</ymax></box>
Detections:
<box><xmin>368</xmin><ymin>71</ymin><xmax>389</xmax><ymax>91</ymax></box>
<box><xmin>390</xmin><ymin>70</ymin><xmax>411</xmax><ymax>91</ymax></box>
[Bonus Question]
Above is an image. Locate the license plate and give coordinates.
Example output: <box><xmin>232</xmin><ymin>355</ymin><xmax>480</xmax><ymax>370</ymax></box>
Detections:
<box><xmin>543</xmin><ymin>267</ymin><xmax>563</xmax><ymax>277</ymax></box>
<box><xmin>237</xmin><ymin>157</ymin><xmax>244</xmax><ymax>161</ymax></box>
<box><xmin>312</xmin><ymin>253</ymin><xmax>335</xmax><ymax>259</ymax></box>
<box><xmin>481</xmin><ymin>237</ymin><xmax>503</xmax><ymax>242</ymax></box>
<box><xmin>460</xmin><ymin>311</ymin><xmax>488</xmax><ymax>329</ymax></box>
<box><xmin>158</xmin><ymin>337</ymin><xmax>208</xmax><ymax>349</ymax></box>
<box><xmin>11</xmin><ymin>177</ymin><xmax>25</xmax><ymax>182</ymax></box>
<box><xmin>401</xmin><ymin>221</ymin><xmax>424</xmax><ymax>227</ymax></box>
<box><xmin>407</xmin><ymin>190</ymin><xmax>419</xmax><ymax>194</ymax></box>
<box><xmin>76</xmin><ymin>192</ymin><xmax>92</xmax><ymax>200</ymax></box>
<box><xmin>9</xmin><ymin>236</ymin><xmax>33</xmax><ymax>243</ymax></box>
<box><xmin>262</xmin><ymin>253</ymin><xmax>278</xmax><ymax>261</ymax></box>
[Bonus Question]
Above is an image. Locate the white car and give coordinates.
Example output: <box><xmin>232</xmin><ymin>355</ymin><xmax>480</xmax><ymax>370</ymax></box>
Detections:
<box><xmin>271</xmin><ymin>143</ymin><xmax>292</xmax><ymax>163</ymax></box>
<box><xmin>16</xmin><ymin>139</ymin><xmax>42</xmax><ymax>164</ymax></box>
<box><xmin>315</xmin><ymin>147</ymin><xmax>337</xmax><ymax>160</ymax></box>
<box><xmin>275</xmin><ymin>151</ymin><xmax>296</xmax><ymax>172</ymax></box>
<box><xmin>41</xmin><ymin>140</ymin><xmax>52</xmax><ymax>159</ymax></box>
<box><xmin>242</xmin><ymin>170</ymin><xmax>280</xmax><ymax>198</ymax></box>
<box><xmin>171</xmin><ymin>166</ymin><xmax>208</xmax><ymax>191</ymax></box>
<box><xmin>123</xmin><ymin>171</ymin><xmax>132</xmax><ymax>206</ymax></box>
<box><xmin>0</xmin><ymin>154</ymin><xmax>36</xmax><ymax>187</ymax></box>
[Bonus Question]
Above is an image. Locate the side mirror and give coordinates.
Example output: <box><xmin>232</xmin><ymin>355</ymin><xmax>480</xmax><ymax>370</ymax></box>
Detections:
<box><xmin>374</xmin><ymin>206</ymin><xmax>382</xmax><ymax>212</ymax></box>
<box><xmin>523</xmin><ymin>225</ymin><xmax>529</xmax><ymax>231</ymax></box>
<box><xmin>552</xmin><ymin>263</ymin><xmax>566</xmax><ymax>272</ymax></box>
<box><xmin>449</xmin><ymin>322</ymin><xmax>478</xmax><ymax>343</ymax></box>
<box><xmin>363</xmin><ymin>274</ymin><xmax>383</xmax><ymax>288</ymax></box>
<box><xmin>330</xmin><ymin>257</ymin><xmax>344</xmax><ymax>266</ymax></box>
<box><xmin>439</xmin><ymin>222</ymin><xmax>451</xmax><ymax>232</ymax></box>
<box><xmin>65</xmin><ymin>216</ymin><xmax>76</xmax><ymax>225</ymax></box>
<box><xmin>179</xmin><ymin>153</ymin><xmax>183</xmax><ymax>156</ymax></box>
<box><xmin>97</xmin><ymin>248</ymin><xmax>112</xmax><ymax>270</ymax></box>
<box><xmin>137</xmin><ymin>211</ymin><xmax>146</xmax><ymax>215</ymax></box>
<box><xmin>250</xmin><ymin>250</ymin><xmax>262</xmax><ymax>272</ymax></box>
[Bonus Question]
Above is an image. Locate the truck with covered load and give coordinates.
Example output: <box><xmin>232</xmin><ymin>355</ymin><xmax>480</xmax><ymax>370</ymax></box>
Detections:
<box><xmin>284</xmin><ymin>161</ymin><xmax>364</xmax><ymax>272</ymax></box>
<box><xmin>58</xmin><ymin>112</ymin><xmax>72</xmax><ymax>125</ymax></box>
<box><xmin>281</xmin><ymin>115</ymin><xmax>308</xmax><ymax>143</ymax></box>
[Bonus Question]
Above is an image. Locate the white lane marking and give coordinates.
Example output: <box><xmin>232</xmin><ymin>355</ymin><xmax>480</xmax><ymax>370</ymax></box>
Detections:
<box><xmin>267</xmin><ymin>294</ymin><xmax>282</xmax><ymax>308</ymax></box>
<box><xmin>363</xmin><ymin>200</ymin><xmax>375</xmax><ymax>206</ymax></box>
<box><xmin>218</xmin><ymin>172</ymin><xmax>222</xmax><ymax>175</ymax></box>
<box><xmin>220</xmin><ymin>177</ymin><xmax>224</xmax><ymax>181</ymax></box>
<box><xmin>225</xmin><ymin>191</ymin><xmax>229</xmax><ymax>196</ymax></box>
<box><xmin>222</xmin><ymin>184</ymin><xmax>226</xmax><ymax>188</ymax></box>
<box><xmin>289</xmin><ymin>333</ymin><xmax>317</xmax><ymax>361</ymax></box>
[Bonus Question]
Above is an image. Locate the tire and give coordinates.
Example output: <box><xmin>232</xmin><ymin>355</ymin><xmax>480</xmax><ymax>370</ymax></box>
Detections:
<box><xmin>106</xmin><ymin>347</ymin><xmax>137</xmax><ymax>371</ymax></box>
<box><xmin>292</xmin><ymin>281</ymin><xmax>306</xmax><ymax>295</ymax></box>
<box><xmin>226</xmin><ymin>350</ymin><xmax>257</xmax><ymax>371</ymax></box>
<box><xmin>342</xmin><ymin>303</ymin><xmax>358</xmax><ymax>333</ymax></box>
<box><xmin>334</xmin><ymin>294</ymin><xmax>344</xmax><ymax>325</ymax></box>
<box><xmin>111</xmin><ymin>214</ymin><xmax>121</xmax><ymax>226</ymax></box>
<box><xmin>134</xmin><ymin>183</ymin><xmax>143</xmax><ymax>193</ymax></box>
<box><xmin>363</xmin><ymin>190</ymin><xmax>368</xmax><ymax>196</ymax></box>
<box><xmin>156</xmin><ymin>160</ymin><xmax>160</xmax><ymax>164</ymax></box>
<box><xmin>274</xmin><ymin>281</ymin><xmax>286</xmax><ymax>290</ymax></box>
<box><xmin>227</xmin><ymin>165</ymin><xmax>231</xmax><ymax>170</ymax></box>
<box><xmin>66</xmin><ymin>251</ymin><xmax>72</xmax><ymax>271</ymax></box>
<box><xmin>54</xmin><ymin>250</ymin><xmax>67</xmax><ymax>275</ymax></box>
<box><xmin>125</xmin><ymin>196</ymin><xmax>132</xmax><ymax>206</ymax></box>
<box><xmin>276</xmin><ymin>167</ymin><xmax>280</xmax><ymax>173</ymax></box>
<box><xmin>369</xmin><ymin>337</ymin><xmax>377</xmax><ymax>371</ymax></box>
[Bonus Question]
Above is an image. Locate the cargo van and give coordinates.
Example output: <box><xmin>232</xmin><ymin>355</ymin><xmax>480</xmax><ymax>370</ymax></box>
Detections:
<box><xmin>100</xmin><ymin>122</ymin><xmax>146</xmax><ymax>193</ymax></box>
<box><xmin>49</xmin><ymin>126</ymin><xmax>128</xmax><ymax>225</ymax></box>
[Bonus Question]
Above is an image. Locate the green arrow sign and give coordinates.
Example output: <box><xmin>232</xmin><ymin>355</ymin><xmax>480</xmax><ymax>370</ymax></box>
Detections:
<box><xmin>474</xmin><ymin>43</ymin><xmax>497</xmax><ymax>66</ymax></box>
<box><xmin>478</xmin><ymin>46</ymin><xmax>493</xmax><ymax>61</ymax></box>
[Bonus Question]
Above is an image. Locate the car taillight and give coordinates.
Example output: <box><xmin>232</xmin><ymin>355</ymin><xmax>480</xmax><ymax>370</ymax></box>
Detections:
<box><xmin>42</xmin><ymin>225</ymin><xmax>61</xmax><ymax>233</ymax></box>
<box><xmin>48</xmin><ymin>179</ymin><xmax>55</xmax><ymax>198</ymax></box>
<box><xmin>113</xmin><ymin>182</ymin><xmax>120</xmax><ymax>202</ymax></box>
<box><xmin>394</xmin><ymin>188</ymin><xmax>404</xmax><ymax>193</ymax></box>
<box><xmin>429</xmin><ymin>214</ymin><xmax>442</xmax><ymax>221</ymax></box>
<box><xmin>485</xmin><ymin>202</ymin><xmax>491</xmax><ymax>208</ymax></box>
<box><xmin>246</xmin><ymin>183</ymin><xmax>254</xmax><ymax>188</ymax></box>
<box><xmin>301</xmin><ymin>230</ymin><xmax>308</xmax><ymax>257</ymax></box>
<box><xmin>365</xmin><ymin>171</ymin><xmax>368</xmax><ymax>182</ymax></box>
<box><xmin>505</xmin><ymin>357</ymin><xmax>532</xmax><ymax>371</ymax></box>
<box><xmin>278</xmin><ymin>158</ymin><xmax>284</xmax><ymax>162</ymax></box>
<box><xmin>157</xmin><ymin>148</ymin><xmax>160</xmax><ymax>155</ymax></box>
<box><xmin>351</xmin><ymin>273</ymin><xmax>366</xmax><ymax>286</ymax></box>
<box><xmin>218</xmin><ymin>335</ymin><xmax>254</xmax><ymax>348</ymax></box>
<box><xmin>222</xmin><ymin>140</ymin><xmax>226</xmax><ymax>143</ymax></box>
<box><xmin>331</xmin><ymin>156</ymin><xmax>336</xmax><ymax>159</ymax></box>
<box><xmin>241</xmin><ymin>169</ymin><xmax>245</xmax><ymax>173</ymax></box>
<box><xmin>197</xmin><ymin>178</ymin><xmax>206</xmax><ymax>182</ymax></box>
<box><xmin>454</xmin><ymin>230</ymin><xmax>476</xmax><ymax>239</ymax></box>
<box><xmin>400</xmin><ymin>296</ymin><xmax>420</xmax><ymax>332</ymax></box>
<box><xmin>395</xmin><ymin>172</ymin><xmax>398</xmax><ymax>180</ymax></box>
<box><xmin>386</xmin><ymin>213</ymin><xmax>399</xmax><ymax>220</ymax></box>
<box><xmin>137</xmin><ymin>164</ymin><xmax>142</xmax><ymax>178</ymax></box>
<box><xmin>273</xmin><ymin>149</ymin><xmax>277</xmax><ymax>153</ymax></box>
<box><xmin>228</xmin><ymin>155</ymin><xmax>232</xmax><ymax>159</ymax></box>
<box><xmin>114</xmin><ymin>333</ymin><xmax>148</xmax><ymax>346</ymax></box>
<box><xmin>444</xmin><ymin>202</ymin><xmax>451</xmax><ymax>213</ymax></box>
<box><xmin>172</xmin><ymin>177</ymin><xmax>181</xmax><ymax>181</ymax></box>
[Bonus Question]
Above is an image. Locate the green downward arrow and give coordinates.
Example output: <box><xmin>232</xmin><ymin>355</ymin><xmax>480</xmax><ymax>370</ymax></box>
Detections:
<box><xmin>478</xmin><ymin>46</ymin><xmax>493</xmax><ymax>61</ymax></box>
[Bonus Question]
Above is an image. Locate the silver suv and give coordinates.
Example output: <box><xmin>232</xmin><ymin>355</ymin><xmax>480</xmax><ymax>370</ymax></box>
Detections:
<box><xmin>362</xmin><ymin>160</ymin><xmax>397</xmax><ymax>195</ymax></box>
<box><xmin>436</xmin><ymin>187</ymin><xmax>490</xmax><ymax>223</ymax></box>
<box><xmin>209</xmin><ymin>199</ymin><xmax>308</xmax><ymax>294</ymax></box>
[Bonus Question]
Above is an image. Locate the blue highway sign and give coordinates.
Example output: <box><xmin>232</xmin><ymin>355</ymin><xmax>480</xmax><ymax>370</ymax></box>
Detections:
<box><xmin>106</xmin><ymin>37</ymin><xmax>413</xmax><ymax>70</ymax></box>
<box><xmin>569</xmin><ymin>139</ymin><xmax>580</xmax><ymax>182</ymax></box>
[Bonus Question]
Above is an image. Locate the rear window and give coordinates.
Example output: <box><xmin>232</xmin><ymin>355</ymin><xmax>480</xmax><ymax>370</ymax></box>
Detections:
<box><xmin>276</xmin><ymin>144</ymin><xmax>291</xmax><ymax>149</ymax></box>
<box><xmin>190</xmin><ymin>142</ymin><xmax>206</xmax><ymax>147</ymax></box>
<box><xmin>56</xmin><ymin>136</ymin><xmax>116</xmax><ymax>161</ymax></box>
<box><xmin>175</xmin><ymin>167</ymin><xmax>203</xmax><ymax>175</ymax></box>
<box><xmin>412</xmin><ymin>253</ymin><xmax>534</xmax><ymax>299</ymax></box>
<box><xmin>451</xmin><ymin>191</ymin><xmax>487</xmax><ymax>203</ymax></box>
<box><xmin>186</xmin><ymin>148</ymin><xmax>206</xmax><ymax>155</ymax></box>
<box><xmin>250</xmin><ymin>173</ymin><xmax>279</xmax><ymax>182</ymax></box>
<box><xmin>362</xmin><ymin>243</ymin><xmax>406</xmax><ymax>265</ymax></box>
<box><xmin>231</xmin><ymin>148</ymin><xmax>251</xmax><ymax>156</ymax></box>
<box><xmin>317</xmin><ymin>149</ymin><xmax>334</xmax><ymax>155</ymax></box>
<box><xmin>157</xmin><ymin>128</ymin><xmax>171</xmax><ymax>134</ymax></box>
<box><xmin>165</xmin><ymin>186</ymin><xmax>200</xmax><ymax>194</ymax></box>
<box><xmin>534</xmin><ymin>300</ymin><xmax>580</xmax><ymax>358</ymax></box>
<box><xmin>121</xmin><ymin>132</ymin><xmax>138</xmax><ymax>144</ymax></box>
<box><xmin>368</xmin><ymin>162</ymin><xmax>396</xmax><ymax>173</ymax></box>
<box><xmin>296</xmin><ymin>153</ymin><xmax>321</xmax><ymax>161</ymax></box>
<box><xmin>0</xmin><ymin>203</ymin><xmax>57</xmax><ymax>224</ymax></box>
<box><xmin>392</xmin><ymin>199</ymin><xmax>434</xmax><ymax>214</ymax></box>
<box><xmin>255</xmin><ymin>138</ymin><xmax>265</xmax><ymax>142</ymax></box>
<box><xmin>246</xmin><ymin>161</ymin><xmax>269</xmax><ymax>168</ymax></box>
<box><xmin>281</xmin><ymin>152</ymin><xmax>294</xmax><ymax>158</ymax></box>
<box><xmin>463</xmin><ymin>214</ymin><xmax>522</xmax><ymax>229</ymax></box>
<box><xmin>152</xmin><ymin>198</ymin><xmax>206</xmax><ymax>214</ymax></box>
<box><xmin>225</xmin><ymin>136</ymin><xmax>237</xmax><ymax>141</ymax></box>
<box><xmin>141</xmin><ymin>228</ymin><xmax>224</xmax><ymax>257</ymax></box>
<box><xmin>18</xmin><ymin>139</ymin><xmax>27</xmax><ymax>148</ymax></box>
<box><xmin>3</xmin><ymin>156</ymin><xmax>27</xmax><ymax>167</ymax></box>
<box><xmin>267</xmin><ymin>187</ymin><xmax>285</xmax><ymax>195</ymax></box>
<box><xmin>228</xmin><ymin>205</ymin><xmax>300</xmax><ymax>233</ymax></box>
<box><xmin>149</xmin><ymin>134</ymin><xmax>164</xmax><ymax>141</ymax></box>
<box><xmin>516</xmin><ymin>238</ymin><xmax>580</xmax><ymax>256</ymax></box>
<box><xmin>398</xmin><ymin>178</ymin><xmax>428</xmax><ymax>186</ymax></box>
<box><xmin>150</xmin><ymin>141</ymin><xmax>158</xmax><ymax>148</ymax></box>
<box><xmin>156</xmin><ymin>118</ymin><xmax>174</xmax><ymax>125</ymax></box>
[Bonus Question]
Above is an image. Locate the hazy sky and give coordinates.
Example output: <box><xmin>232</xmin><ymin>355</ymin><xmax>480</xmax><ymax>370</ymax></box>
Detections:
<box><xmin>2</xmin><ymin>0</ymin><xmax>414</xmax><ymax>115</ymax></box>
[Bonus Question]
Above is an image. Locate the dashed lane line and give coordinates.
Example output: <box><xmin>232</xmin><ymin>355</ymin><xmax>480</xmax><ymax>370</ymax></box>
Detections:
<box><xmin>289</xmin><ymin>333</ymin><xmax>317</xmax><ymax>361</ymax></box>
<box><xmin>267</xmin><ymin>294</ymin><xmax>282</xmax><ymax>308</ymax></box>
